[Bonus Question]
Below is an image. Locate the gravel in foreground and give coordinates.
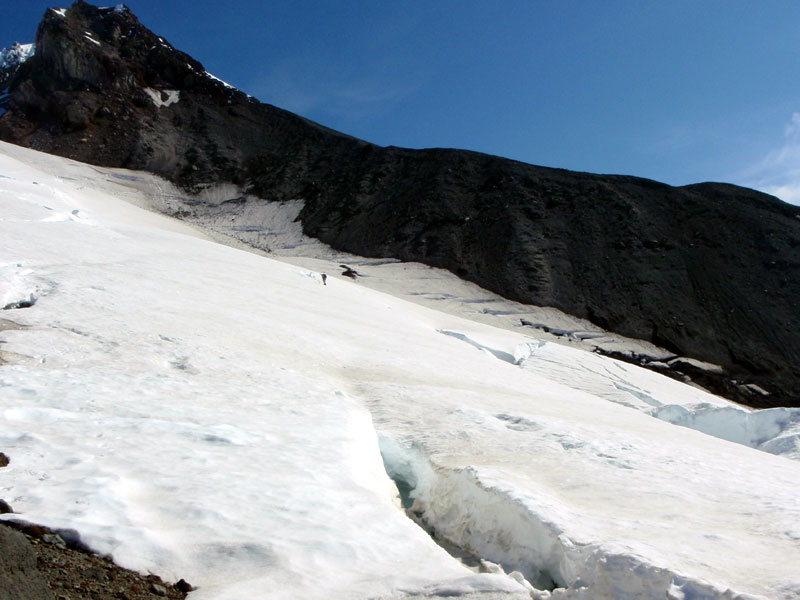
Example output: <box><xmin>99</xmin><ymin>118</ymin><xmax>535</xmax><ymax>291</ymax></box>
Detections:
<box><xmin>0</xmin><ymin>520</ymin><xmax>192</xmax><ymax>600</ymax></box>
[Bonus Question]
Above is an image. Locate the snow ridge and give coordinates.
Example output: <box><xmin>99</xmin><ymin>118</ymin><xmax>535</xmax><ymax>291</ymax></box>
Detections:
<box><xmin>0</xmin><ymin>43</ymin><xmax>35</xmax><ymax>71</ymax></box>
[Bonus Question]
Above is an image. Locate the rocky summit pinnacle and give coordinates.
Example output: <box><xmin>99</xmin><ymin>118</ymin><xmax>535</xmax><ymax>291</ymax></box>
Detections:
<box><xmin>1</xmin><ymin>1</ymin><xmax>799</xmax><ymax>407</ymax></box>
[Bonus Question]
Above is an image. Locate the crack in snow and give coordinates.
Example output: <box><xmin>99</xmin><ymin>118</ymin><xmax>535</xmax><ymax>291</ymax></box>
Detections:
<box><xmin>379</xmin><ymin>437</ymin><xmax>544</xmax><ymax>595</ymax></box>
<box><xmin>437</xmin><ymin>329</ymin><xmax>517</xmax><ymax>364</ymax></box>
<box><xmin>378</xmin><ymin>436</ymin><xmax>770</xmax><ymax>599</ymax></box>
<box><xmin>440</xmin><ymin>335</ymin><xmax>800</xmax><ymax>462</ymax></box>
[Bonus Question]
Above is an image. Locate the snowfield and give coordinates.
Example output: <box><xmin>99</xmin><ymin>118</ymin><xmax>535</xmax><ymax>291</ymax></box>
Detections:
<box><xmin>1</xmin><ymin>141</ymin><xmax>800</xmax><ymax>599</ymax></box>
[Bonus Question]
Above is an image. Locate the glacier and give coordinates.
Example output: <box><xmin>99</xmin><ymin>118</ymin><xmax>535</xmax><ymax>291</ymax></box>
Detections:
<box><xmin>1</xmin><ymin>140</ymin><xmax>800</xmax><ymax>599</ymax></box>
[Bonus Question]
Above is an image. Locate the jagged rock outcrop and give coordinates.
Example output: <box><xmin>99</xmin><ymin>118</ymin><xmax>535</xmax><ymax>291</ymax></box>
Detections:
<box><xmin>0</xmin><ymin>43</ymin><xmax>35</xmax><ymax>93</ymax></box>
<box><xmin>1</xmin><ymin>1</ymin><xmax>799</xmax><ymax>407</ymax></box>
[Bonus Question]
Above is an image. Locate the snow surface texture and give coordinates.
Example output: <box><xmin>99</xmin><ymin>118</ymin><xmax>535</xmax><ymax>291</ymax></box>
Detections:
<box><xmin>1</xmin><ymin>142</ymin><xmax>800</xmax><ymax>599</ymax></box>
<box><xmin>127</xmin><ymin>181</ymin><xmax>716</xmax><ymax>366</ymax></box>
<box><xmin>130</xmin><ymin>179</ymin><xmax>800</xmax><ymax>460</ymax></box>
<box><xmin>512</xmin><ymin>341</ymin><xmax>800</xmax><ymax>459</ymax></box>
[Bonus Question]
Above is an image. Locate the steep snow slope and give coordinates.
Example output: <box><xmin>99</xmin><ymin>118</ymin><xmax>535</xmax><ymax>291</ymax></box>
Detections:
<box><xmin>3</xmin><ymin>1</ymin><xmax>799</xmax><ymax>409</ymax></box>
<box><xmin>1</xmin><ymin>142</ymin><xmax>800</xmax><ymax>599</ymax></box>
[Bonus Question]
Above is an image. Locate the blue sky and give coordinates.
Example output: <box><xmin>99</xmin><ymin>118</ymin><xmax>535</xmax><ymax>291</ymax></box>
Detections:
<box><xmin>3</xmin><ymin>1</ymin><xmax>800</xmax><ymax>204</ymax></box>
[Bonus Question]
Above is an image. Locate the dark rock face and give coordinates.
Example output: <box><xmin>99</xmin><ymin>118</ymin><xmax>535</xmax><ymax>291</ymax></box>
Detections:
<box><xmin>1</xmin><ymin>1</ymin><xmax>799</xmax><ymax>407</ymax></box>
<box><xmin>0</xmin><ymin>526</ymin><xmax>54</xmax><ymax>600</ymax></box>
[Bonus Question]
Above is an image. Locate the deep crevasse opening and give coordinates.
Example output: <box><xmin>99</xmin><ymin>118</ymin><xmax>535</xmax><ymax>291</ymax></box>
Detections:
<box><xmin>377</xmin><ymin>435</ymin><xmax>766</xmax><ymax>600</ymax></box>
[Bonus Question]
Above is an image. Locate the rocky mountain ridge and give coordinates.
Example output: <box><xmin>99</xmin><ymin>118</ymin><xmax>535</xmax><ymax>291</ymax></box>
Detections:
<box><xmin>1</xmin><ymin>1</ymin><xmax>799</xmax><ymax>407</ymax></box>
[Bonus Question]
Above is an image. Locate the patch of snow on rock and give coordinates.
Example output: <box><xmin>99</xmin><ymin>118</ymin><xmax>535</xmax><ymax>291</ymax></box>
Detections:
<box><xmin>142</xmin><ymin>88</ymin><xmax>180</xmax><ymax>108</ymax></box>
<box><xmin>205</xmin><ymin>71</ymin><xmax>235</xmax><ymax>89</ymax></box>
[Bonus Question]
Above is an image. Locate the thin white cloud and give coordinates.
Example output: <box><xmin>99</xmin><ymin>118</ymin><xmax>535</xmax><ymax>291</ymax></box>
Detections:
<box><xmin>785</xmin><ymin>112</ymin><xmax>800</xmax><ymax>137</ymax></box>
<box><xmin>250</xmin><ymin>61</ymin><xmax>324</xmax><ymax>115</ymax></box>
<box><xmin>742</xmin><ymin>112</ymin><xmax>800</xmax><ymax>205</ymax></box>
<box><xmin>249</xmin><ymin>58</ymin><xmax>418</xmax><ymax>124</ymax></box>
<box><xmin>758</xmin><ymin>182</ymin><xmax>800</xmax><ymax>204</ymax></box>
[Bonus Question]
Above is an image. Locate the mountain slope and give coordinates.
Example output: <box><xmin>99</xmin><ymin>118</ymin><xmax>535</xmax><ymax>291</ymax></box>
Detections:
<box><xmin>1</xmin><ymin>1</ymin><xmax>798</xmax><ymax>407</ymax></box>
<box><xmin>2</xmin><ymin>140</ymin><xmax>800</xmax><ymax>599</ymax></box>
